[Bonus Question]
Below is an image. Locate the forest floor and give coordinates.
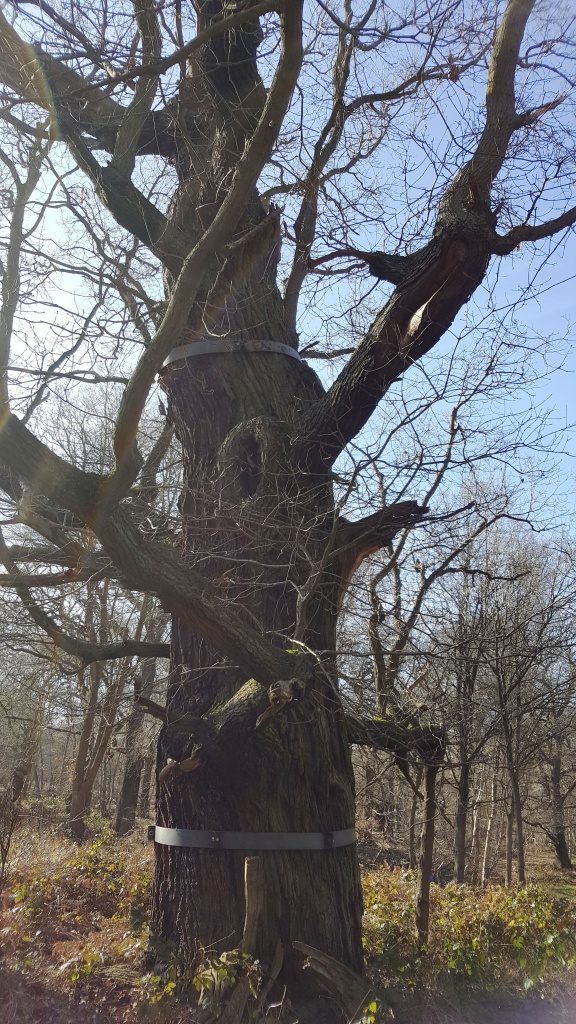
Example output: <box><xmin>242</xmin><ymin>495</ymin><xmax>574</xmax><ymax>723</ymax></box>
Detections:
<box><xmin>1</xmin><ymin>822</ymin><xmax>576</xmax><ymax>1023</ymax></box>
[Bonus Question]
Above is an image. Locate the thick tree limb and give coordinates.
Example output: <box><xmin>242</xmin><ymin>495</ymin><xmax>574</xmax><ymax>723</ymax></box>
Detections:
<box><xmin>0</xmin><ymin>9</ymin><xmax>121</xmax><ymax>133</ymax></box>
<box><xmin>110</xmin><ymin>0</ymin><xmax>161</xmax><ymax>177</ymax></box>
<box><xmin>345</xmin><ymin>711</ymin><xmax>445</xmax><ymax>766</ymax></box>
<box><xmin>99</xmin><ymin>508</ymin><xmax>303</xmax><ymax>686</ymax></box>
<box><xmin>136</xmin><ymin>695</ymin><xmax>167</xmax><ymax>721</ymax></box>
<box><xmin>440</xmin><ymin>0</ymin><xmax>535</xmax><ymax>213</ymax></box>
<box><xmin>297</xmin><ymin>1</ymin><xmax>561</xmax><ymax>465</ymax></box>
<box><xmin>8</xmin><ymin>502</ymin><xmax>107</xmax><ymax>577</ymax></box>
<box><xmin>158</xmin><ymin>696</ymin><xmax>446</xmax><ymax>784</ymax></box>
<box><xmin>309</xmin><ymin>247</ymin><xmax>411</xmax><ymax>285</ymax></box>
<box><xmin>0</xmin><ymin>523</ymin><xmax>169</xmax><ymax>663</ymax></box>
<box><xmin>0</xmin><ymin>414</ymin><xmax>303</xmax><ymax>685</ymax></box>
<box><xmin>159</xmin><ymin>675</ymin><xmax>308</xmax><ymax>783</ymax></box>
<box><xmin>0</xmin><ymin>8</ymin><xmax>180</xmax><ymax>158</ymax></box>
<box><xmin>299</xmin><ymin>233</ymin><xmax>489</xmax><ymax>464</ymax></box>
<box><xmin>0</xmin><ymin>545</ymin><xmax>79</xmax><ymax>566</ymax></box>
<box><xmin>0</xmin><ymin>545</ymin><xmax>118</xmax><ymax>582</ymax></box>
<box><xmin>335</xmin><ymin>501</ymin><xmax>428</xmax><ymax>587</ymax></box>
<box><xmin>109</xmin><ymin>1</ymin><xmax>304</xmax><ymax>488</ymax></box>
<box><xmin>492</xmin><ymin>205</ymin><xmax>576</xmax><ymax>254</ymax></box>
<box><xmin>59</xmin><ymin>120</ymin><xmax>191</xmax><ymax>274</ymax></box>
<box><xmin>0</xmin><ymin>570</ymin><xmax>77</xmax><ymax>587</ymax></box>
<box><xmin>0</xmin><ymin>414</ymin><xmax>104</xmax><ymax>520</ymax></box>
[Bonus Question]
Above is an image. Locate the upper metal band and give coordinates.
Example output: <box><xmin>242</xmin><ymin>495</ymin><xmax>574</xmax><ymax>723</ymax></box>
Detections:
<box><xmin>150</xmin><ymin>826</ymin><xmax>356</xmax><ymax>851</ymax></box>
<box><xmin>164</xmin><ymin>339</ymin><xmax>301</xmax><ymax>366</ymax></box>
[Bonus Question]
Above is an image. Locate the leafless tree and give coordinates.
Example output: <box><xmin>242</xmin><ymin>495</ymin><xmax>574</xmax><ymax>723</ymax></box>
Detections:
<box><xmin>0</xmin><ymin>1</ymin><xmax>575</xmax><ymax>1017</ymax></box>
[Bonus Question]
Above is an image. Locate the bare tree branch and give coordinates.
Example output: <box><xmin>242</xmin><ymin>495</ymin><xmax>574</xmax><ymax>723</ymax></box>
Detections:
<box><xmin>493</xmin><ymin>205</ymin><xmax>576</xmax><ymax>254</ymax></box>
<box><xmin>335</xmin><ymin>501</ymin><xmax>428</xmax><ymax>598</ymax></box>
<box><xmin>0</xmin><ymin>414</ymin><xmax>303</xmax><ymax>684</ymax></box>
<box><xmin>109</xmin><ymin>1</ymin><xmax>304</xmax><ymax>493</ymax></box>
<box><xmin>345</xmin><ymin>711</ymin><xmax>445</xmax><ymax>766</ymax></box>
<box><xmin>0</xmin><ymin>525</ymin><xmax>169</xmax><ymax>663</ymax></box>
<box><xmin>110</xmin><ymin>0</ymin><xmax>161</xmax><ymax>177</ymax></box>
<box><xmin>80</xmin><ymin>0</ymin><xmax>279</xmax><ymax>92</ymax></box>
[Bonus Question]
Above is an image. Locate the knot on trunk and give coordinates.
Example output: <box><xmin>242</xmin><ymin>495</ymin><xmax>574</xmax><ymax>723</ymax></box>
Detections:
<box><xmin>255</xmin><ymin>676</ymin><xmax>305</xmax><ymax>729</ymax></box>
<box><xmin>158</xmin><ymin>752</ymin><xmax>202</xmax><ymax>785</ymax></box>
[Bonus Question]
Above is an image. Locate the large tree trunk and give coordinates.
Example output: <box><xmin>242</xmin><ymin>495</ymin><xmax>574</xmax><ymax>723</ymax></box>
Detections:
<box><xmin>416</xmin><ymin>763</ymin><xmax>439</xmax><ymax>946</ymax></box>
<box><xmin>147</xmin><ymin>7</ymin><xmax>364</xmax><ymax>1006</ymax></box>
<box><xmin>152</xmin><ymin>341</ymin><xmax>362</xmax><ymax>990</ymax></box>
<box><xmin>453</xmin><ymin>761</ymin><xmax>470</xmax><ymax>882</ymax></box>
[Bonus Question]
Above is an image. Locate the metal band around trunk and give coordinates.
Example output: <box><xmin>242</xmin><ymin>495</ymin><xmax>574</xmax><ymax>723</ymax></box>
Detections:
<box><xmin>149</xmin><ymin>826</ymin><xmax>356</xmax><ymax>850</ymax></box>
<box><xmin>164</xmin><ymin>339</ymin><xmax>302</xmax><ymax>366</ymax></box>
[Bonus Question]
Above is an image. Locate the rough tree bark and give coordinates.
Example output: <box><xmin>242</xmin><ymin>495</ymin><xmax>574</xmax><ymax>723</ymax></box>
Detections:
<box><xmin>416</xmin><ymin>761</ymin><xmax>441</xmax><ymax>946</ymax></box>
<box><xmin>154</xmin><ymin>344</ymin><xmax>365</xmax><ymax>980</ymax></box>
<box><xmin>143</xmin><ymin>5</ymin><xmax>366</xmax><ymax>993</ymax></box>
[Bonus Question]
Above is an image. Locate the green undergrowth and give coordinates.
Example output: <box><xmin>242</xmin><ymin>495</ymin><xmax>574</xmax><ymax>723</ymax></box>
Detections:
<box><xmin>363</xmin><ymin>867</ymin><xmax>576</xmax><ymax>999</ymax></box>
<box><xmin>2</xmin><ymin>826</ymin><xmax>153</xmax><ymax>1015</ymax></box>
<box><xmin>9</xmin><ymin>827</ymin><xmax>151</xmax><ymax>944</ymax></box>
<box><xmin>3</xmin><ymin>827</ymin><xmax>576</xmax><ymax>1021</ymax></box>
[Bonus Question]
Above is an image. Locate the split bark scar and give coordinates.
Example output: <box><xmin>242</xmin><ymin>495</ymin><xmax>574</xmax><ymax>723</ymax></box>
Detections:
<box><xmin>406</xmin><ymin>239</ymin><xmax>469</xmax><ymax>339</ymax></box>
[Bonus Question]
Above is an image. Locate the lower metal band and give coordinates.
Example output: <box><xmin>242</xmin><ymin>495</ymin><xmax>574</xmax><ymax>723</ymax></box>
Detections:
<box><xmin>149</xmin><ymin>826</ymin><xmax>356</xmax><ymax>851</ymax></box>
